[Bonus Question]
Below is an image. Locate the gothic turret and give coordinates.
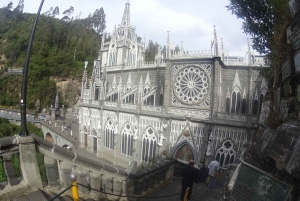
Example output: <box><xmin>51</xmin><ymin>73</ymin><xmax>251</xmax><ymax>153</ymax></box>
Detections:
<box><xmin>212</xmin><ymin>25</ymin><xmax>219</xmax><ymax>56</ymax></box>
<box><xmin>121</xmin><ymin>0</ymin><xmax>130</xmax><ymax>26</ymax></box>
<box><xmin>166</xmin><ymin>31</ymin><xmax>171</xmax><ymax>59</ymax></box>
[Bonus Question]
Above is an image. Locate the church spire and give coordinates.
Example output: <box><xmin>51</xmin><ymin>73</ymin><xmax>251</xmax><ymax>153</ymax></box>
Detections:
<box><xmin>213</xmin><ymin>25</ymin><xmax>219</xmax><ymax>56</ymax></box>
<box><xmin>121</xmin><ymin>0</ymin><xmax>130</xmax><ymax>26</ymax></box>
<box><xmin>221</xmin><ymin>38</ymin><xmax>224</xmax><ymax>61</ymax></box>
<box><xmin>247</xmin><ymin>38</ymin><xmax>252</xmax><ymax>66</ymax></box>
<box><xmin>166</xmin><ymin>31</ymin><xmax>170</xmax><ymax>59</ymax></box>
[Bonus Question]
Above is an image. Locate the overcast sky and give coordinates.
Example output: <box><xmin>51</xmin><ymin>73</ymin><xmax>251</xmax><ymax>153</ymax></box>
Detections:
<box><xmin>5</xmin><ymin>0</ymin><xmax>252</xmax><ymax>56</ymax></box>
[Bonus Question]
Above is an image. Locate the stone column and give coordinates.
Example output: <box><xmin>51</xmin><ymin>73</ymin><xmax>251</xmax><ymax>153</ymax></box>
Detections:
<box><xmin>114</xmin><ymin>133</ymin><xmax>121</xmax><ymax>166</ymax></box>
<box><xmin>59</xmin><ymin>161</ymin><xmax>72</xmax><ymax>187</ymax></box>
<box><xmin>89</xmin><ymin>172</ymin><xmax>101</xmax><ymax>195</ymax></box>
<box><xmin>134</xmin><ymin>115</ymin><xmax>142</xmax><ymax>165</ymax></box>
<box><xmin>18</xmin><ymin>136</ymin><xmax>43</xmax><ymax>189</ymax></box>
<box><xmin>77</xmin><ymin>168</ymin><xmax>89</xmax><ymax>194</ymax></box>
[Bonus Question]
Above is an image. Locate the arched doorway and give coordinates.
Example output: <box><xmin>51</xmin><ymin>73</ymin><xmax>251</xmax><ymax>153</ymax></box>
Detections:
<box><xmin>93</xmin><ymin>130</ymin><xmax>97</xmax><ymax>153</ymax></box>
<box><xmin>174</xmin><ymin>143</ymin><xmax>194</xmax><ymax>162</ymax></box>
<box><xmin>84</xmin><ymin>127</ymin><xmax>88</xmax><ymax>147</ymax></box>
<box><xmin>46</xmin><ymin>133</ymin><xmax>54</xmax><ymax>143</ymax></box>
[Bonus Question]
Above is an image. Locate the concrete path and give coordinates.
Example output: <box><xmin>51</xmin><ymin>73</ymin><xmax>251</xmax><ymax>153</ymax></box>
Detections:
<box><xmin>144</xmin><ymin>179</ymin><xmax>223</xmax><ymax>201</ymax></box>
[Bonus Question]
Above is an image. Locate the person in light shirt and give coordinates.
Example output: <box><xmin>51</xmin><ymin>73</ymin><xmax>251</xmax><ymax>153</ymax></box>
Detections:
<box><xmin>208</xmin><ymin>158</ymin><xmax>220</xmax><ymax>189</ymax></box>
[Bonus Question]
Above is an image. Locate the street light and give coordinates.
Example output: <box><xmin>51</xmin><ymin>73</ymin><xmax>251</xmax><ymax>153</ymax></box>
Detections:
<box><xmin>20</xmin><ymin>0</ymin><xmax>45</xmax><ymax>136</ymax></box>
<box><xmin>205</xmin><ymin>126</ymin><xmax>213</xmax><ymax>157</ymax></box>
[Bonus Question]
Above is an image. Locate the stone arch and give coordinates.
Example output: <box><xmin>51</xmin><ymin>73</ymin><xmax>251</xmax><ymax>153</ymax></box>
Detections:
<box><xmin>215</xmin><ymin>138</ymin><xmax>236</xmax><ymax>168</ymax></box>
<box><xmin>92</xmin><ymin>129</ymin><xmax>98</xmax><ymax>153</ymax></box>
<box><xmin>46</xmin><ymin>133</ymin><xmax>54</xmax><ymax>143</ymax></box>
<box><xmin>84</xmin><ymin>126</ymin><xmax>88</xmax><ymax>148</ymax></box>
<box><xmin>172</xmin><ymin>140</ymin><xmax>196</xmax><ymax>162</ymax></box>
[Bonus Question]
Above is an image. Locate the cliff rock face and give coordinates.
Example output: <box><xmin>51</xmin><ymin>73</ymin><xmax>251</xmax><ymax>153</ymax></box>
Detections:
<box><xmin>0</xmin><ymin>54</ymin><xmax>7</xmax><ymax>69</ymax></box>
<box><xmin>54</xmin><ymin>78</ymin><xmax>81</xmax><ymax>107</ymax></box>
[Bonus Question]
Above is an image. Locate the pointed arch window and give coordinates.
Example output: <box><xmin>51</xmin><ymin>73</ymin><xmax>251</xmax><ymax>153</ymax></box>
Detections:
<box><xmin>225</xmin><ymin>97</ymin><xmax>230</xmax><ymax>113</ymax></box>
<box><xmin>231</xmin><ymin>86</ymin><xmax>241</xmax><ymax>114</ymax></box>
<box><xmin>215</xmin><ymin>139</ymin><xmax>236</xmax><ymax>168</ymax></box>
<box><xmin>95</xmin><ymin>88</ymin><xmax>99</xmax><ymax>100</ymax></box>
<box><xmin>241</xmin><ymin>98</ymin><xmax>247</xmax><ymax>114</ymax></box>
<box><xmin>123</xmin><ymin>94</ymin><xmax>135</xmax><ymax>104</ymax></box>
<box><xmin>159</xmin><ymin>93</ymin><xmax>164</xmax><ymax>106</ymax></box>
<box><xmin>253</xmin><ymin>99</ymin><xmax>258</xmax><ymax>115</ymax></box>
<box><xmin>141</xmin><ymin>127</ymin><xmax>157</xmax><ymax>163</ymax></box>
<box><xmin>121</xmin><ymin>123</ymin><xmax>134</xmax><ymax>157</ymax></box>
<box><xmin>107</xmin><ymin>93</ymin><xmax>118</xmax><ymax>102</ymax></box>
<box><xmin>105</xmin><ymin>119</ymin><xmax>114</xmax><ymax>150</ymax></box>
<box><xmin>143</xmin><ymin>95</ymin><xmax>155</xmax><ymax>105</ymax></box>
<box><xmin>93</xmin><ymin>130</ymin><xmax>98</xmax><ymax>153</ymax></box>
<box><xmin>129</xmin><ymin>50</ymin><xmax>136</xmax><ymax>66</ymax></box>
<box><xmin>109</xmin><ymin>44</ymin><xmax>117</xmax><ymax>66</ymax></box>
<box><xmin>144</xmin><ymin>84</ymin><xmax>150</xmax><ymax>95</ymax></box>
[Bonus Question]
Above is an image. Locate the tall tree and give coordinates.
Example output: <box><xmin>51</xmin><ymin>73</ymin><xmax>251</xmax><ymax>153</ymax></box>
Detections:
<box><xmin>92</xmin><ymin>8</ymin><xmax>106</xmax><ymax>35</ymax></box>
<box><xmin>227</xmin><ymin>0</ymin><xmax>291</xmax><ymax>128</ymax></box>
<box><xmin>61</xmin><ymin>6</ymin><xmax>74</xmax><ymax>22</ymax></box>
<box><xmin>6</xmin><ymin>1</ymin><xmax>13</xmax><ymax>10</ymax></box>
<box><xmin>14</xmin><ymin>0</ymin><xmax>24</xmax><ymax>13</ymax></box>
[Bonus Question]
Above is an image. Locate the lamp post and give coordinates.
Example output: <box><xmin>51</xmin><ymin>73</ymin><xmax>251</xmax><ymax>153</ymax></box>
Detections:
<box><xmin>20</xmin><ymin>0</ymin><xmax>45</xmax><ymax>136</ymax></box>
<box><xmin>205</xmin><ymin>126</ymin><xmax>213</xmax><ymax>161</ymax></box>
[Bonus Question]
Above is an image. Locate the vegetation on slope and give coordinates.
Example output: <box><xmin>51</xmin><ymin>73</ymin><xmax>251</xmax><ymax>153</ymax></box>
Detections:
<box><xmin>0</xmin><ymin>2</ymin><xmax>105</xmax><ymax>111</ymax></box>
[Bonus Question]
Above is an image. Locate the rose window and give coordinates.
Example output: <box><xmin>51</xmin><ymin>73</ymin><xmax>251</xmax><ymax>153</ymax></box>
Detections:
<box><xmin>174</xmin><ymin>66</ymin><xmax>209</xmax><ymax>104</ymax></box>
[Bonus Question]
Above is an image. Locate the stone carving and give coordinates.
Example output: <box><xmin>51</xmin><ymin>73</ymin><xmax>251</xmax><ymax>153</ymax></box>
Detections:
<box><xmin>104</xmin><ymin>102</ymin><xmax>117</xmax><ymax>107</ymax></box>
<box><xmin>141</xmin><ymin>106</ymin><xmax>162</xmax><ymax>112</ymax></box>
<box><xmin>121</xmin><ymin>104</ymin><xmax>137</xmax><ymax>110</ymax></box>
<box><xmin>157</xmin><ymin>133</ymin><xmax>167</xmax><ymax>147</ymax></box>
<box><xmin>92</xmin><ymin>101</ymin><xmax>98</xmax><ymax>105</ymax></box>
<box><xmin>174</xmin><ymin>66</ymin><xmax>209</xmax><ymax>104</ymax></box>
<box><xmin>217</xmin><ymin>113</ymin><xmax>248</xmax><ymax>122</ymax></box>
<box><xmin>169</xmin><ymin>108</ymin><xmax>211</xmax><ymax>118</ymax></box>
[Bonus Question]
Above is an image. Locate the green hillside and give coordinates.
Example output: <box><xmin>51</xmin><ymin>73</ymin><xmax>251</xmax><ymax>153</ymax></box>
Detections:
<box><xmin>0</xmin><ymin>3</ymin><xmax>104</xmax><ymax>111</ymax></box>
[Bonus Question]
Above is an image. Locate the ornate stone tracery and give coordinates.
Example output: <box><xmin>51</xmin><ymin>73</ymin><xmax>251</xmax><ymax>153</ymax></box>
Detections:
<box><xmin>141</xmin><ymin>127</ymin><xmax>157</xmax><ymax>163</ymax></box>
<box><xmin>121</xmin><ymin>123</ymin><xmax>134</xmax><ymax>157</ymax></box>
<box><xmin>215</xmin><ymin>138</ymin><xmax>236</xmax><ymax>168</ymax></box>
<box><xmin>105</xmin><ymin>119</ymin><xmax>115</xmax><ymax>150</ymax></box>
<box><xmin>174</xmin><ymin>66</ymin><xmax>209</xmax><ymax>105</ymax></box>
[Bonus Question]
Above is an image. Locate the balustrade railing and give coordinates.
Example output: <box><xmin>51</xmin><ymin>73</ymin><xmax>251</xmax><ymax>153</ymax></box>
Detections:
<box><xmin>0</xmin><ymin>136</ymin><xmax>23</xmax><ymax>195</ymax></box>
<box><xmin>0</xmin><ymin>108</ymin><xmax>36</xmax><ymax>122</ymax></box>
<box><xmin>216</xmin><ymin>112</ymin><xmax>259</xmax><ymax>124</ymax></box>
<box><xmin>0</xmin><ymin>134</ymin><xmax>176</xmax><ymax>200</ymax></box>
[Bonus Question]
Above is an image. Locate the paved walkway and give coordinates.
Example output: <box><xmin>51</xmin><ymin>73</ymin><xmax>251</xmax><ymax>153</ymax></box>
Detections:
<box><xmin>144</xmin><ymin>179</ymin><xmax>223</xmax><ymax>201</ymax></box>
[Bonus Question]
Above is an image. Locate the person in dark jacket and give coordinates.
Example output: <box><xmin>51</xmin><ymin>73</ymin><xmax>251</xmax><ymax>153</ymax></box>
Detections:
<box><xmin>181</xmin><ymin>160</ymin><xmax>198</xmax><ymax>201</ymax></box>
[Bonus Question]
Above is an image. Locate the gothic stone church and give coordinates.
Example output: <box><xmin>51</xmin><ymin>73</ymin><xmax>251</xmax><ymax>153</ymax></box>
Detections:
<box><xmin>79</xmin><ymin>1</ymin><xmax>268</xmax><ymax>168</ymax></box>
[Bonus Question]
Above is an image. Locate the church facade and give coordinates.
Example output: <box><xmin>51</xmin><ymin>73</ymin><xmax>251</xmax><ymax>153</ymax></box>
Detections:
<box><xmin>79</xmin><ymin>1</ymin><xmax>268</xmax><ymax>168</ymax></box>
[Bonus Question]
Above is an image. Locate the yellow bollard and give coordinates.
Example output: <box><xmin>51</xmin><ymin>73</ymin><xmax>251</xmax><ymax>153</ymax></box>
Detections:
<box><xmin>70</xmin><ymin>172</ymin><xmax>79</xmax><ymax>201</ymax></box>
<box><xmin>183</xmin><ymin>187</ymin><xmax>189</xmax><ymax>201</ymax></box>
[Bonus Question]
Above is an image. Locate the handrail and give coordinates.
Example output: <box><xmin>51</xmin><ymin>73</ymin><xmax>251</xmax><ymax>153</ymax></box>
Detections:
<box><xmin>49</xmin><ymin>185</ymin><xmax>73</xmax><ymax>201</ymax></box>
<box><xmin>77</xmin><ymin>182</ymin><xmax>181</xmax><ymax>198</ymax></box>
